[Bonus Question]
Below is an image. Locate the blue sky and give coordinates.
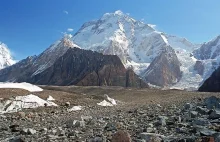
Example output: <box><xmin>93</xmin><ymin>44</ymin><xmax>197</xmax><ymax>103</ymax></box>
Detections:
<box><xmin>0</xmin><ymin>0</ymin><xmax>220</xmax><ymax>60</ymax></box>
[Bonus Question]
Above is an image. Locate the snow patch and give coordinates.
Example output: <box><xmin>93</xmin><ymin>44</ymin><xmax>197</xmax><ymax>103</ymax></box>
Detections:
<box><xmin>47</xmin><ymin>95</ymin><xmax>55</xmax><ymax>101</ymax></box>
<box><xmin>0</xmin><ymin>94</ymin><xmax>57</xmax><ymax>114</ymax></box>
<box><xmin>148</xmin><ymin>24</ymin><xmax>156</xmax><ymax>29</ymax></box>
<box><xmin>160</xmin><ymin>34</ymin><xmax>169</xmax><ymax>45</ymax></box>
<box><xmin>68</xmin><ymin>106</ymin><xmax>83</xmax><ymax>112</ymax></box>
<box><xmin>0</xmin><ymin>82</ymin><xmax>43</xmax><ymax>92</ymax></box>
<box><xmin>104</xmin><ymin>94</ymin><xmax>117</xmax><ymax>105</ymax></box>
<box><xmin>97</xmin><ymin>95</ymin><xmax>117</xmax><ymax>107</ymax></box>
<box><xmin>97</xmin><ymin>100</ymin><xmax>114</xmax><ymax>107</ymax></box>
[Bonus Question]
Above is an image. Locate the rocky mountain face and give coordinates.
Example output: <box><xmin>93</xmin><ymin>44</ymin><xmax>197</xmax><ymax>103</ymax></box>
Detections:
<box><xmin>144</xmin><ymin>46</ymin><xmax>181</xmax><ymax>87</ymax></box>
<box><xmin>0</xmin><ymin>42</ymin><xmax>15</xmax><ymax>69</ymax></box>
<box><xmin>192</xmin><ymin>36</ymin><xmax>220</xmax><ymax>86</ymax></box>
<box><xmin>2</xmin><ymin>10</ymin><xmax>220</xmax><ymax>90</ymax></box>
<box><xmin>197</xmin><ymin>36</ymin><xmax>220</xmax><ymax>92</ymax></box>
<box><xmin>193</xmin><ymin>36</ymin><xmax>220</xmax><ymax>60</ymax></box>
<box><xmin>72</xmin><ymin>10</ymin><xmax>203</xmax><ymax>88</ymax></box>
<box><xmin>25</xmin><ymin>48</ymin><xmax>147</xmax><ymax>87</ymax></box>
<box><xmin>0</xmin><ymin>38</ymin><xmax>147</xmax><ymax>88</ymax></box>
<box><xmin>199</xmin><ymin>67</ymin><xmax>220</xmax><ymax>92</ymax></box>
<box><xmin>0</xmin><ymin>37</ymin><xmax>76</xmax><ymax>82</ymax></box>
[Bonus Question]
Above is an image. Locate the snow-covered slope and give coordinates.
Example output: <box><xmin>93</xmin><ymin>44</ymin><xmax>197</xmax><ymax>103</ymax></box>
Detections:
<box><xmin>191</xmin><ymin>35</ymin><xmax>220</xmax><ymax>86</ymax></box>
<box><xmin>165</xmin><ymin>34</ymin><xmax>201</xmax><ymax>52</ymax></box>
<box><xmin>193</xmin><ymin>35</ymin><xmax>220</xmax><ymax>60</ymax></box>
<box><xmin>0</xmin><ymin>42</ymin><xmax>15</xmax><ymax>69</ymax></box>
<box><xmin>72</xmin><ymin>10</ymin><xmax>202</xmax><ymax>88</ymax></box>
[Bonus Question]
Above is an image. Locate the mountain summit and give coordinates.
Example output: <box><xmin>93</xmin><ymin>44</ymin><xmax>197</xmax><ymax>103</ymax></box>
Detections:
<box><xmin>72</xmin><ymin>10</ymin><xmax>200</xmax><ymax>88</ymax></box>
<box><xmin>1</xmin><ymin>10</ymin><xmax>220</xmax><ymax>90</ymax></box>
<box><xmin>0</xmin><ymin>42</ymin><xmax>15</xmax><ymax>69</ymax></box>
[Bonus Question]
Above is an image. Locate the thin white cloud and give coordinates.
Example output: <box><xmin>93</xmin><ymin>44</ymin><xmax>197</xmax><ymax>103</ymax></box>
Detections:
<box><xmin>63</xmin><ymin>10</ymin><xmax>68</xmax><ymax>15</ymax></box>
<box><xmin>141</xmin><ymin>18</ymin><xmax>145</xmax><ymax>21</ymax></box>
<box><xmin>61</xmin><ymin>32</ymin><xmax>73</xmax><ymax>39</ymax></box>
<box><xmin>67</xmin><ymin>28</ymin><xmax>74</xmax><ymax>32</ymax></box>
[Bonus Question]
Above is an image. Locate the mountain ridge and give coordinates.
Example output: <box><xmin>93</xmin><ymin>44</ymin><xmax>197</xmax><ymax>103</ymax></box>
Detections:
<box><xmin>1</xmin><ymin>10</ymin><xmax>220</xmax><ymax>89</ymax></box>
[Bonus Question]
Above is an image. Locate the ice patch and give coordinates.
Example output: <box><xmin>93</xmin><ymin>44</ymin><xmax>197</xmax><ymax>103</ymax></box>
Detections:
<box><xmin>97</xmin><ymin>95</ymin><xmax>117</xmax><ymax>107</ymax></box>
<box><xmin>67</xmin><ymin>106</ymin><xmax>83</xmax><ymax>112</ymax></box>
<box><xmin>47</xmin><ymin>95</ymin><xmax>55</xmax><ymax>101</ymax></box>
<box><xmin>104</xmin><ymin>94</ymin><xmax>117</xmax><ymax>105</ymax></box>
<box><xmin>97</xmin><ymin>100</ymin><xmax>114</xmax><ymax>107</ymax></box>
<box><xmin>0</xmin><ymin>82</ymin><xmax>43</xmax><ymax>92</ymax></box>
<box><xmin>0</xmin><ymin>94</ymin><xmax>57</xmax><ymax>114</ymax></box>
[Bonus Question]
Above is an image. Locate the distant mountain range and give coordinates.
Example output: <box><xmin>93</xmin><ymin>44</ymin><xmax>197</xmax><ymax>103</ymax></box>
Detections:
<box><xmin>0</xmin><ymin>37</ymin><xmax>147</xmax><ymax>88</ymax></box>
<box><xmin>1</xmin><ymin>10</ymin><xmax>220</xmax><ymax>89</ymax></box>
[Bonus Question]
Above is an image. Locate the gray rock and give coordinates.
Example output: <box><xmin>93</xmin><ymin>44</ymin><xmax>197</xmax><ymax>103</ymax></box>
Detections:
<box><xmin>39</xmin><ymin>128</ymin><xmax>48</xmax><ymax>132</ymax></box>
<box><xmin>104</xmin><ymin>122</ymin><xmax>117</xmax><ymax>131</ymax></box>
<box><xmin>209</xmin><ymin>110</ymin><xmax>220</xmax><ymax>119</ymax></box>
<box><xmin>81</xmin><ymin>115</ymin><xmax>93</xmax><ymax>124</ymax></box>
<box><xmin>158</xmin><ymin>116</ymin><xmax>168</xmax><ymax>126</ymax></box>
<box><xmin>135</xmin><ymin>139</ymin><xmax>146</xmax><ymax>142</ymax></box>
<box><xmin>9</xmin><ymin>136</ymin><xmax>25</xmax><ymax>142</ymax></box>
<box><xmin>193</xmin><ymin>118</ymin><xmax>211</xmax><ymax>126</ymax></box>
<box><xmin>65</xmin><ymin>102</ymin><xmax>71</xmax><ymax>107</ymax></box>
<box><xmin>196</xmin><ymin>106</ymin><xmax>209</xmax><ymax>115</ymax></box>
<box><xmin>184</xmin><ymin>103</ymin><xmax>193</xmax><ymax>110</ymax></box>
<box><xmin>204</xmin><ymin>96</ymin><xmax>220</xmax><ymax>109</ymax></box>
<box><xmin>27</xmin><ymin>128</ymin><xmax>36</xmax><ymax>135</ymax></box>
<box><xmin>190</xmin><ymin>111</ymin><xmax>198</xmax><ymax>118</ymax></box>
<box><xmin>213</xmin><ymin>133</ymin><xmax>220</xmax><ymax>142</ymax></box>
<box><xmin>200</xmin><ymin>128</ymin><xmax>217</xmax><ymax>136</ymax></box>
<box><xmin>146</xmin><ymin>127</ymin><xmax>155</xmax><ymax>133</ymax></box>
<box><xmin>140</xmin><ymin>133</ymin><xmax>163</xmax><ymax>142</ymax></box>
<box><xmin>47</xmin><ymin>135</ymin><xmax>59</xmax><ymax>140</ymax></box>
<box><xmin>147</xmin><ymin>123</ymin><xmax>154</xmax><ymax>128</ymax></box>
<box><xmin>21</xmin><ymin>128</ymin><xmax>28</xmax><ymax>134</ymax></box>
<box><xmin>57</xmin><ymin>127</ymin><xmax>65</xmax><ymax>136</ymax></box>
<box><xmin>88</xmin><ymin>137</ymin><xmax>103</xmax><ymax>142</ymax></box>
<box><xmin>9</xmin><ymin>124</ymin><xmax>20</xmax><ymax>132</ymax></box>
<box><xmin>21</xmin><ymin>128</ymin><xmax>36</xmax><ymax>135</ymax></box>
<box><xmin>66</xmin><ymin>120</ymin><xmax>85</xmax><ymax>128</ymax></box>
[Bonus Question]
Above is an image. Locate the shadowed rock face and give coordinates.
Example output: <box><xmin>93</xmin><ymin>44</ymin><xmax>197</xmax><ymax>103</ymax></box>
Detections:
<box><xmin>30</xmin><ymin>48</ymin><xmax>148</xmax><ymax>88</ymax></box>
<box><xmin>0</xmin><ymin>37</ymin><xmax>75</xmax><ymax>82</ymax></box>
<box><xmin>143</xmin><ymin>46</ymin><xmax>181</xmax><ymax>87</ymax></box>
<box><xmin>194</xmin><ymin>61</ymin><xmax>204</xmax><ymax>76</ymax></box>
<box><xmin>0</xmin><ymin>56</ymin><xmax>37</xmax><ymax>82</ymax></box>
<box><xmin>199</xmin><ymin>67</ymin><xmax>220</xmax><ymax>92</ymax></box>
<box><xmin>2</xmin><ymin>47</ymin><xmax>148</xmax><ymax>88</ymax></box>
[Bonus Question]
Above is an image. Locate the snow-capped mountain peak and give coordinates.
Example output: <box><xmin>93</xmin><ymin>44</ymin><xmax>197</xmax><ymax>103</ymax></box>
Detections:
<box><xmin>193</xmin><ymin>35</ymin><xmax>220</xmax><ymax>60</ymax></box>
<box><xmin>0</xmin><ymin>42</ymin><xmax>15</xmax><ymax>69</ymax></box>
<box><xmin>72</xmin><ymin>10</ymin><xmax>204</xmax><ymax>89</ymax></box>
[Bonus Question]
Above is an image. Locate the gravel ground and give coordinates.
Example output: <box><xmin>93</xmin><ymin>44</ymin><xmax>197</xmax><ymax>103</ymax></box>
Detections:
<box><xmin>0</xmin><ymin>86</ymin><xmax>220</xmax><ymax>142</ymax></box>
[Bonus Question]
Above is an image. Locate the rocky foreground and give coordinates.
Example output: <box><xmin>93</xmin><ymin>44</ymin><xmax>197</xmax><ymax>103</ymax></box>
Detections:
<box><xmin>1</xmin><ymin>87</ymin><xmax>220</xmax><ymax>142</ymax></box>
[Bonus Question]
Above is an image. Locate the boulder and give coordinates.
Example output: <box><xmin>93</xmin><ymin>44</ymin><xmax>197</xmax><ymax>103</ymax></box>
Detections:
<box><xmin>140</xmin><ymin>133</ymin><xmax>163</xmax><ymax>142</ymax></box>
<box><xmin>209</xmin><ymin>110</ymin><xmax>220</xmax><ymax>119</ymax></box>
<box><xmin>204</xmin><ymin>96</ymin><xmax>220</xmax><ymax>109</ymax></box>
<box><xmin>112</xmin><ymin>130</ymin><xmax>131</xmax><ymax>142</ymax></box>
